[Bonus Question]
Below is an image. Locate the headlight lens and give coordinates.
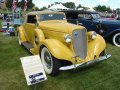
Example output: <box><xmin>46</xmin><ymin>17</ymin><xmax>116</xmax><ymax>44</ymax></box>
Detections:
<box><xmin>64</xmin><ymin>34</ymin><xmax>72</xmax><ymax>43</ymax></box>
<box><xmin>90</xmin><ymin>31</ymin><xmax>97</xmax><ymax>40</ymax></box>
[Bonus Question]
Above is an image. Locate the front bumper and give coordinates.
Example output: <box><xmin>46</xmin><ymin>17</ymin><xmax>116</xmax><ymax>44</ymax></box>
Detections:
<box><xmin>59</xmin><ymin>54</ymin><xmax>111</xmax><ymax>70</ymax></box>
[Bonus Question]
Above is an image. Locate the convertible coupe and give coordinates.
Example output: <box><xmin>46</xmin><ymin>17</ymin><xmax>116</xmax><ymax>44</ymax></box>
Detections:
<box><xmin>18</xmin><ymin>11</ymin><xmax>111</xmax><ymax>76</ymax></box>
<box><xmin>60</xmin><ymin>10</ymin><xmax>120</xmax><ymax>47</ymax></box>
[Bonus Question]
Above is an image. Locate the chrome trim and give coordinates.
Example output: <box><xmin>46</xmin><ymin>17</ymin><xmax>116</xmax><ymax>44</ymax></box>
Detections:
<box><xmin>59</xmin><ymin>54</ymin><xmax>111</xmax><ymax>71</ymax></box>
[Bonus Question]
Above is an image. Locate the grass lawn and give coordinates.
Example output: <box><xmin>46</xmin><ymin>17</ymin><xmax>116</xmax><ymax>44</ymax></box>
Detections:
<box><xmin>0</xmin><ymin>20</ymin><xmax>120</xmax><ymax>90</ymax></box>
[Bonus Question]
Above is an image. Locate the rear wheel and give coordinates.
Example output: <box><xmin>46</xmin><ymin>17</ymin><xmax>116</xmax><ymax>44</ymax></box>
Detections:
<box><xmin>18</xmin><ymin>32</ymin><xmax>22</xmax><ymax>46</ymax></box>
<box><xmin>112</xmin><ymin>33</ymin><xmax>120</xmax><ymax>47</ymax></box>
<box><xmin>40</xmin><ymin>47</ymin><xmax>61</xmax><ymax>76</ymax></box>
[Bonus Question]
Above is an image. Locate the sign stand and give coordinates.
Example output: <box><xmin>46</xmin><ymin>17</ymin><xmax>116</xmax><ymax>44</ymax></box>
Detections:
<box><xmin>20</xmin><ymin>55</ymin><xmax>47</xmax><ymax>86</ymax></box>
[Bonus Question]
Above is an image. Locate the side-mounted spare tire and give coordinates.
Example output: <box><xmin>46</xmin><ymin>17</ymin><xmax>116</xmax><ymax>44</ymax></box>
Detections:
<box><xmin>40</xmin><ymin>47</ymin><xmax>61</xmax><ymax>76</ymax></box>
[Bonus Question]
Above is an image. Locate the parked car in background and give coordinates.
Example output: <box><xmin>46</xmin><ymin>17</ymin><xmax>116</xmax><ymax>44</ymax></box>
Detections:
<box><xmin>60</xmin><ymin>10</ymin><xmax>120</xmax><ymax>47</ymax></box>
<box><xmin>18</xmin><ymin>11</ymin><xmax>111</xmax><ymax>76</ymax></box>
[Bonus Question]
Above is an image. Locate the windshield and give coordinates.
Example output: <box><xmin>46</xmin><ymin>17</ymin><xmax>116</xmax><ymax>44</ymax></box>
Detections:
<box><xmin>91</xmin><ymin>14</ymin><xmax>101</xmax><ymax>19</ymax></box>
<box><xmin>39</xmin><ymin>14</ymin><xmax>66</xmax><ymax>21</ymax></box>
<box><xmin>78</xmin><ymin>13</ymin><xmax>101</xmax><ymax>19</ymax></box>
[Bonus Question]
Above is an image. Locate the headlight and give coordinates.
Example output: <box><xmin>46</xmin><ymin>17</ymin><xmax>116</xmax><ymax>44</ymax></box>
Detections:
<box><xmin>90</xmin><ymin>31</ymin><xmax>97</xmax><ymax>40</ymax></box>
<box><xmin>64</xmin><ymin>34</ymin><xmax>72</xmax><ymax>43</ymax></box>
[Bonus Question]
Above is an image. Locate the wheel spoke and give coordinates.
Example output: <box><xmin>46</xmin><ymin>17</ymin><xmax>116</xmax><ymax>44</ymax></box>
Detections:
<box><xmin>44</xmin><ymin>51</ymin><xmax>52</xmax><ymax>69</ymax></box>
<box><xmin>115</xmin><ymin>35</ymin><xmax>120</xmax><ymax>45</ymax></box>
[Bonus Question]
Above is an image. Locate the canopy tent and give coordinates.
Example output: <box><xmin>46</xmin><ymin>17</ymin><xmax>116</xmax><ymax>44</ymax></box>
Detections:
<box><xmin>48</xmin><ymin>3</ymin><xmax>70</xmax><ymax>10</ymax></box>
<box><xmin>87</xmin><ymin>8</ymin><xmax>96</xmax><ymax>11</ymax></box>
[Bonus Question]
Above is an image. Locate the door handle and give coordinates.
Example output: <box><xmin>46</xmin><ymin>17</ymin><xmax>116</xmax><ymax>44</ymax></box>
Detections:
<box><xmin>78</xmin><ymin>23</ymin><xmax>83</xmax><ymax>25</ymax></box>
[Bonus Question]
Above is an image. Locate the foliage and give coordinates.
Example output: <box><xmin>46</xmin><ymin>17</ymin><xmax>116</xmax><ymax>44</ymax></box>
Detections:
<box><xmin>94</xmin><ymin>5</ymin><xmax>112</xmax><ymax>12</ymax></box>
<box><xmin>62</xmin><ymin>2</ymin><xmax>75</xmax><ymax>9</ymax></box>
<box><xmin>76</xmin><ymin>4</ymin><xmax>82</xmax><ymax>10</ymax></box>
<box><xmin>5</xmin><ymin>0</ymin><xmax>13</xmax><ymax>9</ymax></box>
<box><xmin>18</xmin><ymin>0</ymin><xmax>24</xmax><ymax>9</ymax></box>
<box><xmin>32</xmin><ymin>6</ymin><xmax>39</xmax><ymax>11</ymax></box>
<box><xmin>39</xmin><ymin>6</ymin><xmax>47</xmax><ymax>11</ymax></box>
<box><xmin>27</xmin><ymin>0</ymin><xmax>35</xmax><ymax>9</ymax></box>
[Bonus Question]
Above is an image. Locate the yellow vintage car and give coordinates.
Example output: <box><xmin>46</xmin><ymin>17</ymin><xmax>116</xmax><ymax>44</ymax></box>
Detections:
<box><xmin>18</xmin><ymin>11</ymin><xmax>111</xmax><ymax>76</ymax></box>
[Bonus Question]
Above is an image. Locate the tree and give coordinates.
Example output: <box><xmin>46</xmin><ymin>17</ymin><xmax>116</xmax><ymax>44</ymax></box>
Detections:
<box><xmin>18</xmin><ymin>0</ymin><xmax>24</xmax><ymax>9</ymax></box>
<box><xmin>55</xmin><ymin>2</ymin><xmax>61</xmax><ymax>5</ymax></box>
<box><xmin>76</xmin><ymin>4</ymin><xmax>82</xmax><ymax>10</ymax></box>
<box><xmin>27</xmin><ymin>0</ymin><xmax>35</xmax><ymax>9</ymax></box>
<box><xmin>32</xmin><ymin>6</ymin><xmax>39</xmax><ymax>11</ymax></box>
<box><xmin>39</xmin><ymin>6</ymin><xmax>47</xmax><ymax>11</ymax></box>
<box><xmin>5</xmin><ymin>0</ymin><xmax>13</xmax><ymax>9</ymax></box>
<box><xmin>63</xmin><ymin>2</ymin><xmax>75</xmax><ymax>9</ymax></box>
<box><xmin>48</xmin><ymin>5</ymin><xmax>50</xmax><ymax>8</ymax></box>
<box><xmin>94</xmin><ymin>5</ymin><xmax>112</xmax><ymax>12</ymax></box>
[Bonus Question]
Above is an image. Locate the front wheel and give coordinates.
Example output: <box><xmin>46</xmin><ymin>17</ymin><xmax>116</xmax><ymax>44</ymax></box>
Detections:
<box><xmin>40</xmin><ymin>47</ymin><xmax>61</xmax><ymax>76</ymax></box>
<box><xmin>112</xmin><ymin>33</ymin><xmax>120</xmax><ymax>47</ymax></box>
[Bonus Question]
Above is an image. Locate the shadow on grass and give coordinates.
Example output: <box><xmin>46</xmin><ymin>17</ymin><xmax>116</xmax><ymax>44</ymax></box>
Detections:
<box><xmin>58</xmin><ymin>60</ymin><xmax>111</xmax><ymax>79</ymax></box>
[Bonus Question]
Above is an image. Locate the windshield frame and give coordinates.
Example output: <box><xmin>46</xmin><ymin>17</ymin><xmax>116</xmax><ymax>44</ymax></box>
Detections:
<box><xmin>91</xmin><ymin>13</ymin><xmax>101</xmax><ymax>19</ymax></box>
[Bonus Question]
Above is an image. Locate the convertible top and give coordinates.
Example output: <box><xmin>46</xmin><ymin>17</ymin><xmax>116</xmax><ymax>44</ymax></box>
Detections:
<box><xmin>27</xmin><ymin>11</ymin><xmax>65</xmax><ymax>15</ymax></box>
<box><xmin>59</xmin><ymin>10</ymin><xmax>98</xmax><ymax>14</ymax></box>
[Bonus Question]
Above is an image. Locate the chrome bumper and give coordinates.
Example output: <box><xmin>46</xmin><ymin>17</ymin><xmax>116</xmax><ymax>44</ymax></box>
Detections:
<box><xmin>59</xmin><ymin>54</ymin><xmax>111</xmax><ymax>71</ymax></box>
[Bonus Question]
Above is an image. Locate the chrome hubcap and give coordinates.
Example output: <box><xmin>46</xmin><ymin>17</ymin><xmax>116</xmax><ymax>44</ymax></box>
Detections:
<box><xmin>44</xmin><ymin>51</ymin><xmax>52</xmax><ymax>69</ymax></box>
<box><xmin>115</xmin><ymin>35</ymin><xmax>120</xmax><ymax>45</ymax></box>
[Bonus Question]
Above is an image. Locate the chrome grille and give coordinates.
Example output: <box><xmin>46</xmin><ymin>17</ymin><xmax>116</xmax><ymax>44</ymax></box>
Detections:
<box><xmin>72</xmin><ymin>29</ymin><xmax>87</xmax><ymax>60</ymax></box>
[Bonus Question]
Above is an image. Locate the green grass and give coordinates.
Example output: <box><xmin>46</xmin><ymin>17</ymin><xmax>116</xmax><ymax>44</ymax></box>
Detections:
<box><xmin>0</xmin><ymin>20</ymin><xmax>2</xmax><ymax>29</ymax></box>
<box><xmin>0</xmin><ymin>21</ymin><xmax>120</xmax><ymax>90</ymax></box>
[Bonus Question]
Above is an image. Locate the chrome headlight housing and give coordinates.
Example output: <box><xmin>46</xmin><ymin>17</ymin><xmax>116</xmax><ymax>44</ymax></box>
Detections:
<box><xmin>64</xmin><ymin>34</ymin><xmax>72</xmax><ymax>43</ymax></box>
<box><xmin>90</xmin><ymin>31</ymin><xmax>97</xmax><ymax>40</ymax></box>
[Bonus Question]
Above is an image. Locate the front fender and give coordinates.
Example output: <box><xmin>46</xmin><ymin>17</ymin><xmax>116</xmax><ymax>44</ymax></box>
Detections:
<box><xmin>17</xmin><ymin>25</ymin><xmax>28</xmax><ymax>42</ymax></box>
<box><xmin>40</xmin><ymin>39</ymin><xmax>74</xmax><ymax>62</ymax></box>
<box><xmin>31</xmin><ymin>28</ymin><xmax>45</xmax><ymax>54</ymax></box>
<box><xmin>88</xmin><ymin>34</ymin><xmax>106</xmax><ymax>59</ymax></box>
<box><xmin>104</xmin><ymin>29</ymin><xmax>120</xmax><ymax>38</ymax></box>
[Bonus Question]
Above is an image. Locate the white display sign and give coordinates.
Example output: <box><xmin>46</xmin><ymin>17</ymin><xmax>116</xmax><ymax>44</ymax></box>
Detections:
<box><xmin>20</xmin><ymin>55</ymin><xmax>47</xmax><ymax>86</ymax></box>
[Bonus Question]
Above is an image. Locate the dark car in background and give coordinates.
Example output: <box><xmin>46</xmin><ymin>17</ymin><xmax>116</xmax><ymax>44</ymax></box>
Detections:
<box><xmin>60</xmin><ymin>10</ymin><xmax>120</xmax><ymax>47</ymax></box>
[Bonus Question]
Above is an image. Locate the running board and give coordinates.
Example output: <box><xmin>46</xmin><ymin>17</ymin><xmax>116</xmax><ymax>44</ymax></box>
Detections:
<box><xmin>22</xmin><ymin>42</ymin><xmax>34</xmax><ymax>50</ymax></box>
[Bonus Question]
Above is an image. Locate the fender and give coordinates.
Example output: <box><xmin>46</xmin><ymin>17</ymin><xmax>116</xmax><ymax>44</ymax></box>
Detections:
<box><xmin>31</xmin><ymin>28</ymin><xmax>45</xmax><ymax>54</ymax></box>
<box><xmin>17</xmin><ymin>25</ymin><xmax>28</xmax><ymax>42</ymax></box>
<box><xmin>40</xmin><ymin>39</ymin><xmax>74</xmax><ymax>62</ymax></box>
<box><xmin>88</xmin><ymin>34</ymin><xmax>106</xmax><ymax>59</ymax></box>
<box><xmin>104</xmin><ymin>29</ymin><xmax>120</xmax><ymax>38</ymax></box>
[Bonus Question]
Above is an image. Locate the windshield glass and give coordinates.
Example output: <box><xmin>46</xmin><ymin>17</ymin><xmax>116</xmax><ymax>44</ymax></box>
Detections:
<box><xmin>39</xmin><ymin>14</ymin><xmax>66</xmax><ymax>21</ymax></box>
<box><xmin>91</xmin><ymin>14</ymin><xmax>101</xmax><ymax>19</ymax></box>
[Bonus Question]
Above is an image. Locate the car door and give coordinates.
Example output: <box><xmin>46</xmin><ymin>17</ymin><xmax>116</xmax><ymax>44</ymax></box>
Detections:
<box><xmin>23</xmin><ymin>15</ymin><xmax>37</xmax><ymax>44</ymax></box>
<box><xmin>78</xmin><ymin>14</ymin><xmax>97</xmax><ymax>31</ymax></box>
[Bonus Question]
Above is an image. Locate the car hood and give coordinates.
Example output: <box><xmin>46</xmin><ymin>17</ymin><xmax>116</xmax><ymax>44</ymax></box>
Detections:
<box><xmin>94</xmin><ymin>18</ymin><xmax>120</xmax><ymax>24</ymax></box>
<box><xmin>39</xmin><ymin>20</ymin><xmax>86</xmax><ymax>33</ymax></box>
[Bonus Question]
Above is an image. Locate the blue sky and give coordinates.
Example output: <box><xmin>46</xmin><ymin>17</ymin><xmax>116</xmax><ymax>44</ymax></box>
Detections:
<box><xmin>33</xmin><ymin>0</ymin><xmax>120</xmax><ymax>9</ymax></box>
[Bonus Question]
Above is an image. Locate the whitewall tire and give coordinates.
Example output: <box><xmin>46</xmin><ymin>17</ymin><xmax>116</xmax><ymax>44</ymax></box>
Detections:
<box><xmin>41</xmin><ymin>47</ymin><xmax>61</xmax><ymax>76</ymax></box>
<box><xmin>113</xmin><ymin>33</ymin><xmax>120</xmax><ymax>47</ymax></box>
<box><xmin>18</xmin><ymin>32</ymin><xmax>22</xmax><ymax>46</ymax></box>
